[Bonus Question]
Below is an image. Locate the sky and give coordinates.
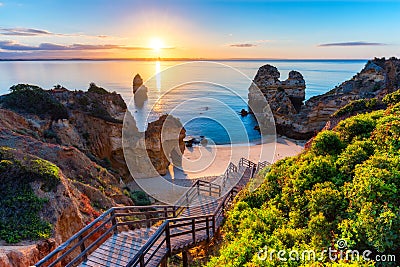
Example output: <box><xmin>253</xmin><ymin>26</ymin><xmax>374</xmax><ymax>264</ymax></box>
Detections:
<box><xmin>0</xmin><ymin>0</ymin><xmax>399</xmax><ymax>59</ymax></box>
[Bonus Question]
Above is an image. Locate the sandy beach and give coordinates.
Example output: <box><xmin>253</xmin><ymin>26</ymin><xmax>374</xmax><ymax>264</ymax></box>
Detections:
<box><xmin>165</xmin><ymin>136</ymin><xmax>306</xmax><ymax>180</ymax></box>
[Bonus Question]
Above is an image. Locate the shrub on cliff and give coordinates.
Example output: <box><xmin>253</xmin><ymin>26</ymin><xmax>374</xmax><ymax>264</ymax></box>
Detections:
<box><xmin>0</xmin><ymin>147</ymin><xmax>58</xmax><ymax>243</ymax></box>
<box><xmin>311</xmin><ymin>130</ymin><xmax>344</xmax><ymax>155</ymax></box>
<box><xmin>208</xmin><ymin>107</ymin><xmax>400</xmax><ymax>266</ymax></box>
<box><xmin>332</xmin><ymin>98</ymin><xmax>380</xmax><ymax>118</ymax></box>
<box><xmin>335</xmin><ymin>112</ymin><xmax>381</xmax><ymax>143</ymax></box>
<box><xmin>383</xmin><ymin>89</ymin><xmax>400</xmax><ymax>105</ymax></box>
<box><xmin>88</xmin><ymin>82</ymin><xmax>109</xmax><ymax>95</ymax></box>
<box><xmin>130</xmin><ymin>190</ymin><xmax>151</xmax><ymax>206</ymax></box>
<box><xmin>1</xmin><ymin>84</ymin><xmax>68</xmax><ymax>120</ymax></box>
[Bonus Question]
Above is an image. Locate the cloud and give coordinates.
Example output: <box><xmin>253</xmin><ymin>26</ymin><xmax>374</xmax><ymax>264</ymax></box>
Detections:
<box><xmin>0</xmin><ymin>40</ymin><xmax>174</xmax><ymax>51</ymax></box>
<box><xmin>0</xmin><ymin>2</ymin><xmax>3</xmax><ymax>7</ymax></box>
<box><xmin>230</xmin><ymin>43</ymin><xmax>257</xmax><ymax>48</ymax></box>
<box><xmin>228</xmin><ymin>39</ymin><xmax>271</xmax><ymax>48</ymax></box>
<box><xmin>318</xmin><ymin>41</ymin><xmax>387</xmax><ymax>47</ymax></box>
<box><xmin>0</xmin><ymin>27</ymin><xmax>112</xmax><ymax>39</ymax></box>
<box><xmin>0</xmin><ymin>27</ymin><xmax>56</xmax><ymax>36</ymax></box>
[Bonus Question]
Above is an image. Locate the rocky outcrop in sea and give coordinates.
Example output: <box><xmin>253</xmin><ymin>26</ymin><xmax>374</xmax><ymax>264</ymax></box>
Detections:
<box><xmin>249</xmin><ymin>57</ymin><xmax>400</xmax><ymax>139</ymax></box>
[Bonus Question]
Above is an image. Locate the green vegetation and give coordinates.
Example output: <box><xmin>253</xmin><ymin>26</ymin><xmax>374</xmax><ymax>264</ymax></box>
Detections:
<box><xmin>207</xmin><ymin>93</ymin><xmax>400</xmax><ymax>266</ymax></box>
<box><xmin>0</xmin><ymin>147</ymin><xmax>58</xmax><ymax>243</ymax></box>
<box><xmin>130</xmin><ymin>190</ymin><xmax>151</xmax><ymax>206</ymax></box>
<box><xmin>382</xmin><ymin>89</ymin><xmax>400</xmax><ymax>105</ymax></box>
<box><xmin>73</xmin><ymin>85</ymin><xmax>123</xmax><ymax>123</ymax></box>
<box><xmin>1</xmin><ymin>84</ymin><xmax>69</xmax><ymax>120</ymax></box>
<box><xmin>332</xmin><ymin>98</ymin><xmax>380</xmax><ymax>118</ymax></box>
<box><xmin>88</xmin><ymin>82</ymin><xmax>109</xmax><ymax>95</ymax></box>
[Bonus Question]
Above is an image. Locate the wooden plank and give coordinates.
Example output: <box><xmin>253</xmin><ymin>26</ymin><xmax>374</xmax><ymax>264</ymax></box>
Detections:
<box><xmin>79</xmin><ymin>258</ymin><xmax>108</xmax><ymax>267</ymax></box>
<box><xmin>80</xmin><ymin>168</ymin><xmax>251</xmax><ymax>266</ymax></box>
<box><xmin>87</xmin><ymin>253</ymin><xmax>124</xmax><ymax>266</ymax></box>
<box><xmin>83</xmin><ymin>254</ymin><xmax>124</xmax><ymax>267</ymax></box>
<box><xmin>91</xmin><ymin>249</ymin><xmax>130</xmax><ymax>263</ymax></box>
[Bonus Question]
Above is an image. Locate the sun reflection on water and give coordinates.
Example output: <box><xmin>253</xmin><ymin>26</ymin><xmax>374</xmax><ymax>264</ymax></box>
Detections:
<box><xmin>155</xmin><ymin>61</ymin><xmax>161</xmax><ymax>91</ymax></box>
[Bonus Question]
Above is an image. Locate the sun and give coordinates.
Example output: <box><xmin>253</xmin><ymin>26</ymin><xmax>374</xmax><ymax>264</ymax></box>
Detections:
<box><xmin>149</xmin><ymin>38</ymin><xmax>164</xmax><ymax>52</ymax></box>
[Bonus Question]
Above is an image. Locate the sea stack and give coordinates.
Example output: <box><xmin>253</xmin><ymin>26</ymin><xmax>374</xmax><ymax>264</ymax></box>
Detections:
<box><xmin>249</xmin><ymin>57</ymin><xmax>400</xmax><ymax>139</ymax></box>
<box><xmin>132</xmin><ymin>73</ymin><xmax>143</xmax><ymax>94</ymax></box>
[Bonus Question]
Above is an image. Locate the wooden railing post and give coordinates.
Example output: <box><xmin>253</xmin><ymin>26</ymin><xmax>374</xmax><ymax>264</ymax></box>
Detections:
<box><xmin>206</xmin><ymin>217</ymin><xmax>210</xmax><ymax>242</ymax></box>
<box><xmin>165</xmin><ymin>222</ymin><xmax>171</xmax><ymax>257</ymax></box>
<box><xmin>146</xmin><ymin>212</ymin><xmax>151</xmax><ymax>228</ymax></box>
<box><xmin>212</xmin><ymin>215</ymin><xmax>216</xmax><ymax>234</ymax></box>
<box><xmin>111</xmin><ymin>209</ymin><xmax>118</xmax><ymax>234</ymax></box>
<box><xmin>78</xmin><ymin>235</ymin><xmax>87</xmax><ymax>261</ymax></box>
<box><xmin>164</xmin><ymin>207</ymin><xmax>168</xmax><ymax>219</ymax></box>
<box><xmin>140</xmin><ymin>254</ymin><xmax>145</xmax><ymax>267</ymax></box>
<box><xmin>192</xmin><ymin>218</ymin><xmax>196</xmax><ymax>244</ymax></box>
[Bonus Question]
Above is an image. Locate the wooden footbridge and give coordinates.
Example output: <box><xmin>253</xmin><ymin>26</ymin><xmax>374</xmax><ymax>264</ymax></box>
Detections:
<box><xmin>35</xmin><ymin>158</ymin><xmax>270</xmax><ymax>267</ymax></box>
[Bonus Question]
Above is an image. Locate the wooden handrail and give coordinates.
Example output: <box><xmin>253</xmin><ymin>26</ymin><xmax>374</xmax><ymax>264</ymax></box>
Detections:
<box><xmin>125</xmin><ymin>187</ymin><xmax>239</xmax><ymax>266</ymax></box>
<box><xmin>222</xmin><ymin>162</ymin><xmax>238</xmax><ymax>188</ymax></box>
<box><xmin>35</xmin><ymin>208</ymin><xmax>115</xmax><ymax>267</ymax></box>
<box><xmin>35</xmin><ymin>158</ymin><xmax>261</xmax><ymax>267</ymax></box>
<box><xmin>174</xmin><ymin>179</ymin><xmax>221</xmax><ymax>209</ymax></box>
<box><xmin>125</xmin><ymin>220</ymin><xmax>169</xmax><ymax>267</ymax></box>
<box><xmin>256</xmin><ymin>160</ymin><xmax>270</xmax><ymax>173</ymax></box>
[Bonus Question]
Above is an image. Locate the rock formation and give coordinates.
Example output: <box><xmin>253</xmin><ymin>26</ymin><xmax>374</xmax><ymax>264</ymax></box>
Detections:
<box><xmin>132</xmin><ymin>73</ymin><xmax>144</xmax><ymax>94</ymax></box>
<box><xmin>0</xmin><ymin>84</ymin><xmax>185</xmax><ymax>265</ymax></box>
<box><xmin>0</xmin><ymin>147</ymin><xmax>90</xmax><ymax>266</ymax></box>
<box><xmin>252</xmin><ymin>65</ymin><xmax>306</xmax><ymax>112</ymax></box>
<box><xmin>249</xmin><ymin>57</ymin><xmax>400</xmax><ymax>139</ymax></box>
<box><xmin>145</xmin><ymin>115</ymin><xmax>186</xmax><ymax>175</ymax></box>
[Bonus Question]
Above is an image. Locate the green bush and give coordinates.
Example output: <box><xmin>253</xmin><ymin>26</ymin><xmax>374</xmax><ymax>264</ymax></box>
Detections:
<box><xmin>382</xmin><ymin>89</ymin><xmax>400</xmax><ymax>105</ymax></box>
<box><xmin>208</xmin><ymin>103</ymin><xmax>400</xmax><ymax>266</ymax></box>
<box><xmin>1</xmin><ymin>84</ymin><xmax>68</xmax><ymax>120</ymax></box>
<box><xmin>88</xmin><ymin>82</ymin><xmax>109</xmax><ymax>95</ymax></box>
<box><xmin>335</xmin><ymin>113</ymin><xmax>378</xmax><ymax>143</ymax></box>
<box><xmin>130</xmin><ymin>190</ymin><xmax>151</xmax><ymax>206</ymax></box>
<box><xmin>333</xmin><ymin>98</ymin><xmax>378</xmax><ymax>118</ymax></box>
<box><xmin>372</xmin><ymin>119</ymin><xmax>400</xmax><ymax>152</ymax></box>
<box><xmin>0</xmin><ymin>147</ymin><xmax>55</xmax><ymax>243</ymax></box>
<box><xmin>340</xmin><ymin>155</ymin><xmax>400</xmax><ymax>253</ymax></box>
<box><xmin>311</xmin><ymin>130</ymin><xmax>344</xmax><ymax>155</ymax></box>
<box><xmin>335</xmin><ymin>140</ymin><xmax>375</xmax><ymax>176</ymax></box>
<box><xmin>30</xmin><ymin>159</ymin><xmax>61</xmax><ymax>191</ymax></box>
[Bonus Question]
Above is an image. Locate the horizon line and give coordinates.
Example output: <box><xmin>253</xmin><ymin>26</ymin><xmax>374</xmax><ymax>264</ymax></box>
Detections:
<box><xmin>0</xmin><ymin>57</ymin><xmax>371</xmax><ymax>62</ymax></box>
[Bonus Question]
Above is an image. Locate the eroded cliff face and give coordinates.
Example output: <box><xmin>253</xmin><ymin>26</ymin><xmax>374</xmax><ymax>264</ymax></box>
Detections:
<box><xmin>0</xmin><ymin>86</ymin><xmax>182</xmax><ymax>266</ymax></box>
<box><xmin>122</xmin><ymin>114</ymin><xmax>186</xmax><ymax>178</ymax></box>
<box><xmin>49</xmin><ymin>89</ymin><xmax>132</xmax><ymax>179</ymax></box>
<box><xmin>0</xmin><ymin>85</ymin><xmax>186</xmax><ymax>266</ymax></box>
<box><xmin>0</xmin><ymin>148</ymin><xmax>88</xmax><ymax>266</ymax></box>
<box><xmin>145</xmin><ymin>115</ymin><xmax>186</xmax><ymax>176</ymax></box>
<box><xmin>250</xmin><ymin>57</ymin><xmax>400</xmax><ymax>139</ymax></box>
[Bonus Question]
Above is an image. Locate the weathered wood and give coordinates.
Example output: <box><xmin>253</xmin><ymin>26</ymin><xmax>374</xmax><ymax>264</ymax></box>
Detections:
<box><xmin>36</xmin><ymin>158</ymin><xmax>257</xmax><ymax>267</ymax></box>
<box><xmin>182</xmin><ymin>249</ymin><xmax>189</xmax><ymax>267</ymax></box>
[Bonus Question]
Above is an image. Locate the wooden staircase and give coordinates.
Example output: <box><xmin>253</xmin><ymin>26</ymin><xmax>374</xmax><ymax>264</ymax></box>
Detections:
<box><xmin>34</xmin><ymin>158</ymin><xmax>270</xmax><ymax>267</ymax></box>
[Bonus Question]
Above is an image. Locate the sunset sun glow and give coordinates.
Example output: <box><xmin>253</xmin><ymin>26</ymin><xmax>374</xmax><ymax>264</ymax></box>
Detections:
<box><xmin>149</xmin><ymin>38</ymin><xmax>164</xmax><ymax>53</ymax></box>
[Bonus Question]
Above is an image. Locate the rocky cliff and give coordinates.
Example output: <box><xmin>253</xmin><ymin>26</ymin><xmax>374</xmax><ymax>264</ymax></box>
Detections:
<box><xmin>0</xmin><ymin>147</ymin><xmax>87</xmax><ymax>266</ymax></box>
<box><xmin>0</xmin><ymin>84</ymin><xmax>185</xmax><ymax>266</ymax></box>
<box><xmin>250</xmin><ymin>57</ymin><xmax>400</xmax><ymax>139</ymax></box>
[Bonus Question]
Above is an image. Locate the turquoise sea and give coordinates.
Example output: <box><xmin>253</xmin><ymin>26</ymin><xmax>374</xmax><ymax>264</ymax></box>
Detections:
<box><xmin>0</xmin><ymin>60</ymin><xmax>366</xmax><ymax>144</ymax></box>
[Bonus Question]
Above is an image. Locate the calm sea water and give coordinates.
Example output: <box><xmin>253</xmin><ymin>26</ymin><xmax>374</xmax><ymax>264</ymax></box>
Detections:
<box><xmin>0</xmin><ymin>60</ymin><xmax>366</xmax><ymax>144</ymax></box>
